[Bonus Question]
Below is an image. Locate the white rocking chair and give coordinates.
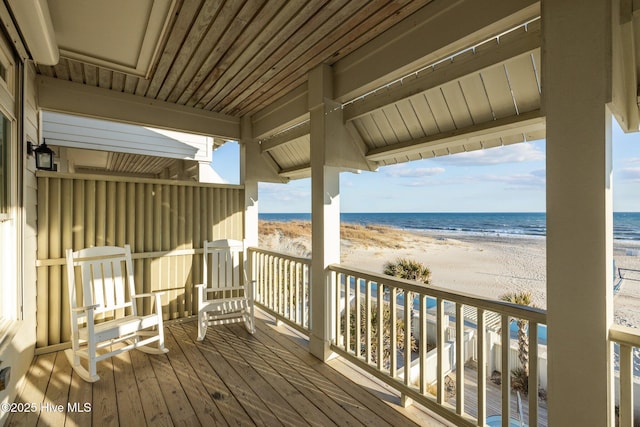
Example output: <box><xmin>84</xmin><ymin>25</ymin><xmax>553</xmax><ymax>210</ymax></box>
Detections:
<box><xmin>65</xmin><ymin>245</ymin><xmax>168</xmax><ymax>382</ymax></box>
<box><xmin>196</xmin><ymin>239</ymin><xmax>255</xmax><ymax>341</ymax></box>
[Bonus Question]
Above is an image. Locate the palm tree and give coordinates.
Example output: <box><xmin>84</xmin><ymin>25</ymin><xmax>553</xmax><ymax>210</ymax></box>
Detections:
<box><xmin>383</xmin><ymin>258</ymin><xmax>431</xmax><ymax>315</ymax></box>
<box><xmin>345</xmin><ymin>302</ymin><xmax>415</xmax><ymax>367</ymax></box>
<box><xmin>383</xmin><ymin>258</ymin><xmax>431</xmax><ymax>285</ymax></box>
<box><xmin>500</xmin><ymin>291</ymin><xmax>533</xmax><ymax>393</ymax></box>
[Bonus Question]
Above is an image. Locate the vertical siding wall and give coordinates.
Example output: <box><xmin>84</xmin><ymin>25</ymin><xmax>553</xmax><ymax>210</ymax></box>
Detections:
<box><xmin>36</xmin><ymin>172</ymin><xmax>244</xmax><ymax>349</ymax></box>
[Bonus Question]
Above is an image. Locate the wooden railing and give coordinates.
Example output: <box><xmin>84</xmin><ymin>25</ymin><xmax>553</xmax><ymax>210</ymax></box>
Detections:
<box><xmin>329</xmin><ymin>264</ymin><xmax>547</xmax><ymax>427</ymax></box>
<box><xmin>609</xmin><ymin>324</ymin><xmax>640</xmax><ymax>427</ymax></box>
<box><xmin>248</xmin><ymin>247</ymin><xmax>312</xmax><ymax>334</ymax></box>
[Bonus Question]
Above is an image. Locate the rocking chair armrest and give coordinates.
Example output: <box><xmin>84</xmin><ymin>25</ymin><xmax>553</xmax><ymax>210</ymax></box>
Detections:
<box><xmin>72</xmin><ymin>303</ymin><xmax>100</xmax><ymax>313</ymax></box>
<box><xmin>133</xmin><ymin>292</ymin><xmax>165</xmax><ymax>299</ymax></box>
<box><xmin>194</xmin><ymin>283</ymin><xmax>206</xmax><ymax>288</ymax></box>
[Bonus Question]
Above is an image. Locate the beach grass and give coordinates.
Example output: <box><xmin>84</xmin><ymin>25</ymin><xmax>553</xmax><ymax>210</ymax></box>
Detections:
<box><xmin>259</xmin><ymin>220</ymin><xmax>407</xmax><ymax>249</ymax></box>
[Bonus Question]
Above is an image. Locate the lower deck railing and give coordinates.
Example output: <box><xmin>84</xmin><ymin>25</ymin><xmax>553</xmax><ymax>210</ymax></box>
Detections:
<box><xmin>248</xmin><ymin>248</ymin><xmax>551</xmax><ymax>426</ymax></box>
<box><xmin>248</xmin><ymin>247</ymin><xmax>311</xmax><ymax>334</ymax></box>
<box><xmin>609</xmin><ymin>324</ymin><xmax>640</xmax><ymax>427</ymax></box>
<box><xmin>329</xmin><ymin>264</ymin><xmax>547</xmax><ymax>427</ymax></box>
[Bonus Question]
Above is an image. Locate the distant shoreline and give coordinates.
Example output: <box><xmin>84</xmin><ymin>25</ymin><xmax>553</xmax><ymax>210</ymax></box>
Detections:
<box><xmin>259</xmin><ymin>212</ymin><xmax>640</xmax><ymax>241</ymax></box>
<box><xmin>258</xmin><ymin>219</ymin><xmax>640</xmax><ymax>327</ymax></box>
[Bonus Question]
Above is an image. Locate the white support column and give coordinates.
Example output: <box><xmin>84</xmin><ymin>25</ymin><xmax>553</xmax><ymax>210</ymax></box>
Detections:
<box><xmin>543</xmin><ymin>1</ymin><xmax>614</xmax><ymax>426</ymax></box>
<box><xmin>308</xmin><ymin>64</ymin><xmax>340</xmax><ymax>361</ymax></box>
<box><xmin>240</xmin><ymin>116</ymin><xmax>259</xmax><ymax>248</ymax></box>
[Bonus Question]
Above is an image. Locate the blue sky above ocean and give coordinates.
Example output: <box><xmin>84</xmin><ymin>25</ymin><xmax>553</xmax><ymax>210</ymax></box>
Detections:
<box><xmin>211</xmin><ymin>116</ymin><xmax>640</xmax><ymax>213</ymax></box>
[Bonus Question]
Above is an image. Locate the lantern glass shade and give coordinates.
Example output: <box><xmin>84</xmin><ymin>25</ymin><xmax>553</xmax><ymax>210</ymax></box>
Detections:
<box><xmin>34</xmin><ymin>142</ymin><xmax>54</xmax><ymax>170</ymax></box>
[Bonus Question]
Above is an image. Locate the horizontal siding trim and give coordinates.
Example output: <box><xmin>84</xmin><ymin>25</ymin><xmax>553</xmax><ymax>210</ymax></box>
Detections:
<box><xmin>36</xmin><ymin>171</ymin><xmax>243</xmax><ymax>189</ymax></box>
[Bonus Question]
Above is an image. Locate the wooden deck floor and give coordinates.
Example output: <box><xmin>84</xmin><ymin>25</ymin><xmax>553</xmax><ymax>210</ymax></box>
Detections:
<box><xmin>7</xmin><ymin>311</ymin><xmax>449</xmax><ymax>427</ymax></box>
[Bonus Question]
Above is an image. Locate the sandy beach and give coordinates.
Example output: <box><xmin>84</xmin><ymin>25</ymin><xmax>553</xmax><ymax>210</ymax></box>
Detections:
<box><xmin>259</xmin><ymin>221</ymin><xmax>640</xmax><ymax>326</ymax></box>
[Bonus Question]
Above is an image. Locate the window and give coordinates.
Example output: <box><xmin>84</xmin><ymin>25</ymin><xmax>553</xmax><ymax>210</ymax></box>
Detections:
<box><xmin>0</xmin><ymin>113</ymin><xmax>8</xmax><ymax>218</ymax></box>
<box><xmin>0</xmin><ymin>29</ymin><xmax>17</xmax><ymax>324</ymax></box>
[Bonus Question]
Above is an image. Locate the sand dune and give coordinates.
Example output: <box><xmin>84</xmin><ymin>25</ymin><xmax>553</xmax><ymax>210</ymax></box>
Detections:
<box><xmin>259</xmin><ymin>220</ymin><xmax>640</xmax><ymax>326</ymax></box>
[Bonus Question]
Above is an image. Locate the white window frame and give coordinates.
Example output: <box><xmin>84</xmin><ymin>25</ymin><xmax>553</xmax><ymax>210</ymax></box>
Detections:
<box><xmin>0</xmin><ymin>27</ymin><xmax>19</xmax><ymax>324</ymax></box>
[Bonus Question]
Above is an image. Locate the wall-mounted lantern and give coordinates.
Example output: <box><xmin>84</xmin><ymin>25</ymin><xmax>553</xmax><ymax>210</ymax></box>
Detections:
<box><xmin>27</xmin><ymin>140</ymin><xmax>55</xmax><ymax>171</ymax></box>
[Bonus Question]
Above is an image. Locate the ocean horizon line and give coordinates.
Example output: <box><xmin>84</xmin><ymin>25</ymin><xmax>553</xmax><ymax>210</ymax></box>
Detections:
<box><xmin>259</xmin><ymin>212</ymin><xmax>640</xmax><ymax>241</ymax></box>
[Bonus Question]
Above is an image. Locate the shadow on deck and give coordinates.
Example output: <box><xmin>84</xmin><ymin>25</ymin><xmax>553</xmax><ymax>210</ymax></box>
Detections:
<box><xmin>7</xmin><ymin>310</ymin><xmax>449</xmax><ymax>426</ymax></box>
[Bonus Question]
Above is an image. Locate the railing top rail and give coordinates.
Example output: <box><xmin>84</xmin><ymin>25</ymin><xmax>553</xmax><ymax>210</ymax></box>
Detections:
<box><xmin>609</xmin><ymin>324</ymin><xmax>640</xmax><ymax>347</ymax></box>
<box><xmin>248</xmin><ymin>247</ymin><xmax>312</xmax><ymax>265</ymax></box>
<box><xmin>329</xmin><ymin>263</ymin><xmax>547</xmax><ymax>324</ymax></box>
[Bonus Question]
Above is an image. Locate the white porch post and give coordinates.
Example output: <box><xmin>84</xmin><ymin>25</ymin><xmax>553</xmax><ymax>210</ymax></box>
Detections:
<box><xmin>309</xmin><ymin>64</ymin><xmax>340</xmax><ymax>360</ymax></box>
<box><xmin>543</xmin><ymin>1</ymin><xmax>614</xmax><ymax>426</ymax></box>
<box><xmin>240</xmin><ymin>116</ymin><xmax>259</xmax><ymax>248</ymax></box>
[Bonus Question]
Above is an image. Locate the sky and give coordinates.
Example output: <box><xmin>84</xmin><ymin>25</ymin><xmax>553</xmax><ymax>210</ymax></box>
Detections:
<box><xmin>211</xmin><ymin>119</ymin><xmax>640</xmax><ymax>213</ymax></box>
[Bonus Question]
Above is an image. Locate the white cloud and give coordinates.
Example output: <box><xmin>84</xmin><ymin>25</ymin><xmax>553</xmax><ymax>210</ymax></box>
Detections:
<box><xmin>479</xmin><ymin>171</ymin><xmax>546</xmax><ymax>188</ymax></box>
<box><xmin>383</xmin><ymin>165</ymin><xmax>445</xmax><ymax>178</ymax></box>
<box><xmin>437</xmin><ymin>142</ymin><xmax>545</xmax><ymax>166</ymax></box>
<box><xmin>620</xmin><ymin>167</ymin><xmax>640</xmax><ymax>182</ymax></box>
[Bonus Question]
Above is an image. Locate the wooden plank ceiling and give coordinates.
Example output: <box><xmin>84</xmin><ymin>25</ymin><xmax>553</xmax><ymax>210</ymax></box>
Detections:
<box><xmin>36</xmin><ymin>0</ymin><xmax>547</xmax><ymax>179</ymax></box>
<box><xmin>38</xmin><ymin>0</ymin><xmax>433</xmax><ymax>117</ymax></box>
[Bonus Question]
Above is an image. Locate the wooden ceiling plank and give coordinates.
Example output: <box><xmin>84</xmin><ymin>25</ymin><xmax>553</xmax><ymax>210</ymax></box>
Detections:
<box><xmin>84</xmin><ymin>64</ymin><xmax>98</xmax><ymax>87</ymax></box>
<box><xmin>190</xmin><ymin>0</ymin><xmax>301</xmax><ymax>110</ymax></box>
<box><xmin>165</xmin><ymin>0</ymin><xmax>248</xmax><ymax>104</ymax></box>
<box><xmin>67</xmin><ymin>59</ymin><xmax>85</xmax><ymax>84</ymax></box>
<box><xmin>155</xmin><ymin>0</ymin><xmax>226</xmax><ymax>101</ymax></box>
<box><xmin>111</xmin><ymin>72</ymin><xmax>125</xmax><ymax>93</ymax></box>
<box><xmin>370</xmin><ymin>109</ymin><xmax>398</xmax><ymax>146</ymax></box>
<box><xmin>366</xmin><ymin>109</ymin><xmax>543</xmax><ymax>162</ymax></box>
<box><xmin>408</xmin><ymin>93</ymin><xmax>439</xmax><ymax>137</ymax></box>
<box><xmin>205</xmin><ymin>0</ymin><xmax>330</xmax><ymax>110</ymax></box>
<box><xmin>53</xmin><ymin>60</ymin><xmax>70</xmax><ymax>81</ymax></box>
<box><xmin>123</xmin><ymin>74</ymin><xmax>138</xmax><ymax>94</ymax></box>
<box><xmin>179</xmin><ymin>0</ymin><xmax>270</xmax><ymax>107</ymax></box>
<box><xmin>480</xmin><ymin>64</ymin><xmax>517</xmax><ymax>119</ymax></box>
<box><xmin>341</xmin><ymin>25</ymin><xmax>540</xmax><ymax>122</ymax></box>
<box><xmin>395</xmin><ymin>99</ymin><xmax>427</xmax><ymax>141</ymax></box>
<box><xmin>233</xmin><ymin>0</ymin><xmax>432</xmax><ymax>116</ymax></box>
<box><xmin>458</xmin><ymin>73</ymin><xmax>494</xmax><ymax>124</ymax></box>
<box><xmin>145</xmin><ymin>0</ymin><xmax>205</xmax><ymax>99</ymax></box>
<box><xmin>381</xmin><ymin>104</ymin><xmax>412</xmax><ymax>143</ymax></box>
<box><xmin>185</xmin><ymin>0</ymin><xmax>284</xmax><ymax>108</ymax></box>
<box><xmin>440</xmin><ymin>80</ymin><xmax>474</xmax><ymax>129</ymax></box>
<box><xmin>201</xmin><ymin>0</ymin><xmax>341</xmax><ymax>113</ymax></box>
<box><xmin>424</xmin><ymin>88</ymin><xmax>456</xmax><ymax>133</ymax></box>
<box><xmin>357</xmin><ymin>116</ymin><xmax>387</xmax><ymax>148</ymax></box>
<box><xmin>226</xmin><ymin>0</ymin><xmax>405</xmax><ymax>113</ymax></box>
<box><xmin>98</xmin><ymin>68</ymin><xmax>112</xmax><ymax>90</ymax></box>
<box><xmin>504</xmin><ymin>54</ymin><xmax>541</xmax><ymax>114</ymax></box>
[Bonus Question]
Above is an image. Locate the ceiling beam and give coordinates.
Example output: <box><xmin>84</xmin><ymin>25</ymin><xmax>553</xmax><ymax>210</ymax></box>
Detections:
<box><xmin>279</xmin><ymin>163</ymin><xmax>311</xmax><ymax>179</ymax></box>
<box><xmin>251</xmin><ymin>83</ymin><xmax>309</xmax><ymax>139</ymax></box>
<box><xmin>260</xmin><ymin>121</ymin><xmax>310</xmax><ymax>153</ymax></box>
<box><xmin>366</xmin><ymin>109</ymin><xmax>544</xmax><ymax>162</ymax></box>
<box><xmin>37</xmin><ymin>75</ymin><xmax>240</xmax><ymax>138</ymax></box>
<box><xmin>343</xmin><ymin>24</ymin><xmax>540</xmax><ymax>121</ymax></box>
<box><xmin>334</xmin><ymin>0</ymin><xmax>540</xmax><ymax>102</ymax></box>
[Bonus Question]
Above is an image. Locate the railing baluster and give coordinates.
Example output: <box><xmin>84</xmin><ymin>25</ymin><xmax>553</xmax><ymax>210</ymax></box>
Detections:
<box><xmin>335</xmin><ymin>272</ymin><xmax>341</xmax><ymax>346</ymax></box>
<box><xmin>456</xmin><ymin>302</ymin><xmax>465</xmax><ymax>416</ymax></box>
<box><xmin>437</xmin><ymin>297</ymin><xmax>444</xmax><ymax>405</ymax></box>
<box><xmin>294</xmin><ymin>262</ymin><xmax>304</xmax><ymax>325</ymax></box>
<box><xmin>477</xmin><ymin>308</ymin><xmax>486</xmax><ymax>426</ymax></box>
<box><xmin>345</xmin><ymin>275</ymin><xmax>351</xmax><ymax>353</ymax></box>
<box><xmin>366</xmin><ymin>280</ymin><xmax>372</xmax><ymax>364</ymax></box>
<box><xmin>420</xmin><ymin>294</ymin><xmax>427</xmax><ymax>396</ymax></box>
<box><xmin>501</xmin><ymin>315</ymin><xmax>510</xmax><ymax>427</ymax></box>
<box><xmin>377</xmin><ymin>282</ymin><xmax>384</xmax><ymax>371</ymax></box>
<box><xmin>404</xmin><ymin>288</ymin><xmax>412</xmax><ymax>389</ymax></box>
<box><xmin>620</xmin><ymin>343</ymin><xmax>634</xmax><ymax>427</ymax></box>
<box><xmin>355</xmin><ymin>278</ymin><xmax>362</xmax><ymax>358</ymax></box>
<box><xmin>528</xmin><ymin>321</ymin><xmax>538</xmax><ymax>427</ymax></box>
<box><xmin>390</xmin><ymin>285</ymin><xmax>397</xmax><ymax>377</ymax></box>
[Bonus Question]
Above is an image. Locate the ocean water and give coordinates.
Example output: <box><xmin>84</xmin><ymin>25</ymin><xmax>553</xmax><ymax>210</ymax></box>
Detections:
<box><xmin>259</xmin><ymin>212</ymin><xmax>640</xmax><ymax>241</ymax></box>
